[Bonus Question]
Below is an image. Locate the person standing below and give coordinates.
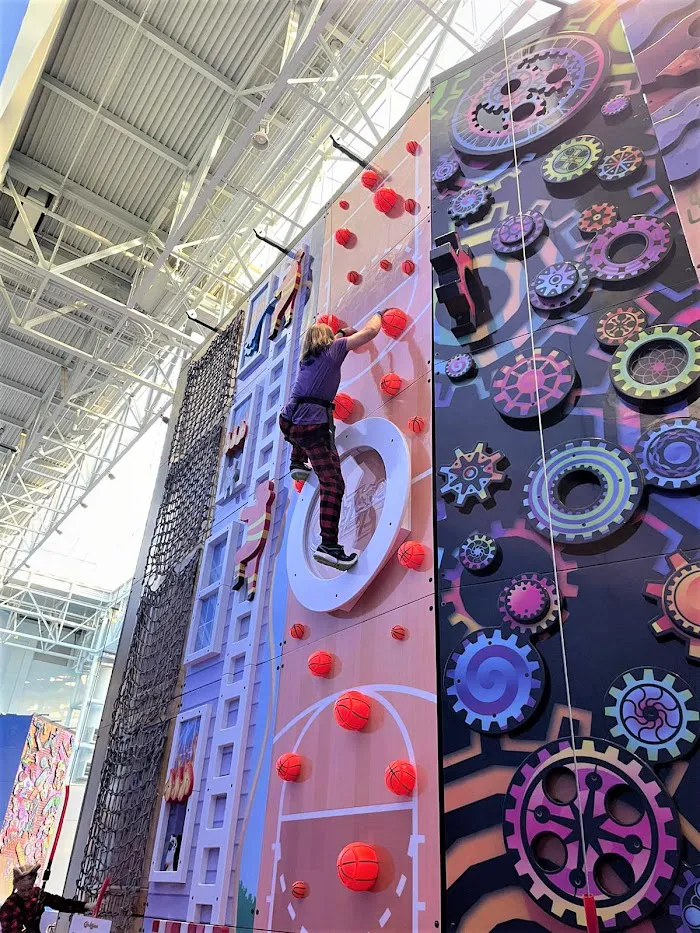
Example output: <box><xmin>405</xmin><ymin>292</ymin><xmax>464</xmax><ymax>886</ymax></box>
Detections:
<box><xmin>0</xmin><ymin>864</ymin><xmax>94</xmax><ymax>933</ymax></box>
<box><xmin>279</xmin><ymin>312</ymin><xmax>383</xmax><ymax>570</ymax></box>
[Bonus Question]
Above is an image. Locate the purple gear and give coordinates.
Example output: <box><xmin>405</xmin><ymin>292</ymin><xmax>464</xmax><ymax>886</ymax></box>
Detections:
<box><xmin>433</xmin><ymin>157</ymin><xmax>461</xmax><ymax>185</ymax></box>
<box><xmin>634</xmin><ymin>417</ymin><xmax>700</xmax><ymax>490</ymax></box>
<box><xmin>503</xmin><ymin>737</ymin><xmax>681</xmax><ymax>929</ymax></box>
<box><xmin>498</xmin><ymin>573</ymin><xmax>561</xmax><ymax>636</ymax></box>
<box><xmin>491</xmin><ymin>347</ymin><xmax>575</xmax><ymax>419</ymax></box>
<box><xmin>492</xmin><ymin>210</ymin><xmax>546</xmax><ymax>254</ymax></box>
<box><xmin>460</xmin><ymin>532</ymin><xmax>498</xmax><ymax>571</ymax></box>
<box><xmin>596</xmin><ymin>145</ymin><xmax>645</xmax><ymax>182</ymax></box>
<box><xmin>669</xmin><ymin>864</ymin><xmax>700</xmax><ymax>931</ymax></box>
<box><xmin>445</xmin><ymin>352</ymin><xmax>476</xmax><ymax>380</ymax></box>
<box><xmin>585</xmin><ymin>215</ymin><xmax>672</xmax><ymax>281</ymax></box>
<box><xmin>601</xmin><ymin>94</ymin><xmax>631</xmax><ymax>118</ymax></box>
<box><xmin>448</xmin><ymin>183</ymin><xmax>492</xmax><ymax>223</ymax></box>
<box><xmin>529</xmin><ymin>262</ymin><xmax>590</xmax><ymax>311</ymax></box>
<box><xmin>533</xmin><ymin>261</ymin><xmax>579</xmax><ymax>298</ymax></box>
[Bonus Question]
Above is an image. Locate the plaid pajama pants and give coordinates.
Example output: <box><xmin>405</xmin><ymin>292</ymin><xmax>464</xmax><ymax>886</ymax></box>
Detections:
<box><xmin>279</xmin><ymin>415</ymin><xmax>345</xmax><ymax>545</ymax></box>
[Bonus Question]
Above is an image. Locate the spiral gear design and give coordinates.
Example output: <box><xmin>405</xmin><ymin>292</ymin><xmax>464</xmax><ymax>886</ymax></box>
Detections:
<box><xmin>499</xmin><ymin>573</ymin><xmax>560</xmax><ymax>636</ymax></box>
<box><xmin>439</xmin><ymin>442</ymin><xmax>507</xmax><ymax>508</ymax></box>
<box><xmin>504</xmin><ymin>737</ymin><xmax>681</xmax><ymax>929</ymax></box>
<box><xmin>445</xmin><ymin>352</ymin><xmax>476</xmax><ymax>380</ymax></box>
<box><xmin>605</xmin><ymin>667</ymin><xmax>700</xmax><ymax>763</ymax></box>
<box><xmin>585</xmin><ymin>215</ymin><xmax>672</xmax><ymax>282</ymax></box>
<box><xmin>448</xmin><ymin>183</ymin><xmax>492</xmax><ymax>223</ymax></box>
<box><xmin>460</xmin><ymin>532</ymin><xmax>498</xmax><ymax>571</ymax></box>
<box><xmin>529</xmin><ymin>262</ymin><xmax>590</xmax><ymax>311</ymax></box>
<box><xmin>578</xmin><ymin>202</ymin><xmax>619</xmax><ymax>236</ymax></box>
<box><xmin>433</xmin><ymin>157</ymin><xmax>461</xmax><ymax>185</ymax></box>
<box><xmin>634</xmin><ymin>417</ymin><xmax>700</xmax><ymax>490</ymax></box>
<box><xmin>534</xmin><ymin>261</ymin><xmax>579</xmax><ymax>298</ymax></box>
<box><xmin>542</xmin><ymin>135</ymin><xmax>604</xmax><ymax>183</ymax></box>
<box><xmin>444</xmin><ymin>627</ymin><xmax>544</xmax><ymax>734</ymax></box>
<box><xmin>669</xmin><ymin>865</ymin><xmax>700</xmax><ymax>931</ymax></box>
<box><xmin>601</xmin><ymin>94</ymin><xmax>631</xmax><ymax>118</ymax></box>
<box><xmin>492</xmin><ymin>210</ymin><xmax>547</xmax><ymax>254</ymax></box>
<box><xmin>645</xmin><ymin>551</ymin><xmax>700</xmax><ymax>662</ymax></box>
<box><xmin>524</xmin><ymin>438</ymin><xmax>643</xmax><ymax>544</ymax></box>
<box><xmin>610</xmin><ymin>325</ymin><xmax>700</xmax><ymax>401</ymax></box>
<box><xmin>596</xmin><ymin>145</ymin><xmax>645</xmax><ymax>181</ymax></box>
<box><xmin>491</xmin><ymin>347</ymin><xmax>575</xmax><ymax>418</ymax></box>
<box><xmin>595</xmin><ymin>305</ymin><xmax>647</xmax><ymax>348</ymax></box>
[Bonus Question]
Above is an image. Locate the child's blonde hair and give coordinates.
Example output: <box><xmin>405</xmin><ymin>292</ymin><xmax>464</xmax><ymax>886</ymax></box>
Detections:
<box><xmin>301</xmin><ymin>322</ymin><xmax>334</xmax><ymax>360</ymax></box>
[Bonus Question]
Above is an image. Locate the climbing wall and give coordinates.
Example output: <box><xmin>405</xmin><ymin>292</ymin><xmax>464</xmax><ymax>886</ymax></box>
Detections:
<box><xmin>430</xmin><ymin>1</ymin><xmax>700</xmax><ymax>931</ymax></box>
<box><xmin>143</xmin><ymin>99</ymin><xmax>440</xmax><ymax>933</ymax></box>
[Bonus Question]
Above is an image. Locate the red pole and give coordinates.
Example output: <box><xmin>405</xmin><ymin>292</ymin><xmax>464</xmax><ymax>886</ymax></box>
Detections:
<box><xmin>93</xmin><ymin>877</ymin><xmax>110</xmax><ymax>917</ymax></box>
<box><xmin>583</xmin><ymin>894</ymin><xmax>599</xmax><ymax>933</ymax></box>
<box><xmin>41</xmin><ymin>785</ymin><xmax>70</xmax><ymax>891</ymax></box>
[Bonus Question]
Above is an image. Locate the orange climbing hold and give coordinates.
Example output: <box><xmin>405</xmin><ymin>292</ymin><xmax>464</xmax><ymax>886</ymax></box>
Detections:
<box><xmin>380</xmin><ymin>372</ymin><xmax>402</xmax><ymax>396</ymax></box>
<box><xmin>391</xmin><ymin>625</ymin><xmax>406</xmax><ymax>640</ymax></box>
<box><xmin>308</xmin><ymin>650</ymin><xmax>333</xmax><ymax>677</ymax></box>
<box><xmin>373</xmin><ymin>187</ymin><xmax>397</xmax><ymax>213</ymax></box>
<box><xmin>381</xmin><ymin>307</ymin><xmax>407</xmax><ymax>338</ymax></box>
<box><xmin>333</xmin><ymin>392</ymin><xmax>354</xmax><ymax>421</ymax></box>
<box><xmin>335</xmin><ymin>227</ymin><xmax>353</xmax><ymax>247</ymax></box>
<box><xmin>406</xmin><ymin>139</ymin><xmax>419</xmax><ymax>155</ymax></box>
<box><xmin>404</xmin><ymin>197</ymin><xmax>417</xmax><ymax>213</ymax></box>
<box><xmin>407</xmin><ymin>415</ymin><xmax>425</xmax><ymax>434</ymax></box>
<box><xmin>379</xmin><ymin>258</ymin><xmax>392</xmax><ymax>271</ymax></box>
<box><xmin>336</xmin><ymin>842</ymin><xmax>379</xmax><ymax>891</ymax></box>
<box><xmin>291</xmin><ymin>881</ymin><xmax>309</xmax><ymax>899</ymax></box>
<box><xmin>401</xmin><ymin>259</ymin><xmax>415</xmax><ymax>275</ymax></box>
<box><xmin>317</xmin><ymin>313</ymin><xmax>341</xmax><ymax>333</ymax></box>
<box><xmin>361</xmin><ymin>169</ymin><xmax>380</xmax><ymax>189</ymax></box>
<box><xmin>290</xmin><ymin>623</ymin><xmax>305</xmax><ymax>640</ymax></box>
<box><xmin>276</xmin><ymin>752</ymin><xmax>302</xmax><ymax>782</ymax></box>
<box><xmin>334</xmin><ymin>690</ymin><xmax>371</xmax><ymax>731</ymax></box>
<box><xmin>385</xmin><ymin>759</ymin><xmax>416</xmax><ymax>796</ymax></box>
<box><xmin>347</xmin><ymin>270</ymin><xmax>361</xmax><ymax>285</ymax></box>
<box><xmin>398</xmin><ymin>540</ymin><xmax>426</xmax><ymax>569</ymax></box>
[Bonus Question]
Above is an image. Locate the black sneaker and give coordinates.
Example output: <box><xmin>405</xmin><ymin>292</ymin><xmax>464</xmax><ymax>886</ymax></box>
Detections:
<box><xmin>313</xmin><ymin>543</ymin><xmax>358</xmax><ymax>570</ymax></box>
<box><xmin>290</xmin><ymin>461</ymin><xmax>311</xmax><ymax>482</ymax></box>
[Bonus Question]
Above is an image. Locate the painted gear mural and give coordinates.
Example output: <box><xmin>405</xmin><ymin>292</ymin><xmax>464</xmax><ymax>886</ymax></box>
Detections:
<box><xmin>450</xmin><ymin>34</ymin><xmax>608</xmax><ymax>156</ymax></box>
<box><xmin>498</xmin><ymin>573</ymin><xmax>561</xmax><ymax>636</ymax></box>
<box><xmin>524</xmin><ymin>438</ymin><xmax>643</xmax><ymax>544</ymax></box>
<box><xmin>444</xmin><ymin>627</ymin><xmax>544</xmax><ymax>734</ymax></box>
<box><xmin>596</xmin><ymin>145</ymin><xmax>645</xmax><ymax>182</ymax></box>
<box><xmin>578</xmin><ymin>202</ymin><xmax>619</xmax><ymax>236</ymax></box>
<box><xmin>585</xmin><ymin>215</ymin><xmax>672</xmax><ymax>282</ymax></box>
<box><xmin>645</xmin><ymin>552</ymin><xmax>700</xmax><ymax>662</ymax></box>
<box><xmin>605</xmin><ymin>667</ymin><xmax>700</xmax><ymax>763</ymax></box>
<box><xmin>445</xmin><ymin>352</ymin><xmax>476</xmax><ymax>380</ymax></box>
<box><xmin>503</xmin><ymin>737</ymin><xmax>681</xmax><ymax>929</ymax></box>
<box><xmin>439</xmin><ymin>442</ymin><xmax>507</xmax><ymax>507</ymax></box>
<box><xmin>669</xmin><ymin>865</ymin><xmax>700</xmax><ymax>932</ymax></box>
<box><xmin>595</xmin><ymin>305</ymin><xmax>647</xmax><ymax>348</ymax></box>
<box><xmin>447</xmin><ymin>183</ymin><xmax>492</xmax><ymax>223</ymax></box>
<box><xmin>460</xmin><ymin>532</ymin><xmax>498</xmax><ymax>571</ymax></box>
<box><xmin>601</xmin><ymin>94</ymin><xmax>631</xmax><ymax>118</ymax></box>
<box><xmin>492</xmin><ymin>210</ymin><xmax>546</xmax><ymax>254</ymax></box>
<box><xmin>529</xmin><ymin>262</ymin><xmax>590</xmax><ymax>311</ymax></box>
<box><xmin>542</xmin><ymin>135</ymin><xmax>604</xmax><ymax>183</ymax></box>
<box><xmin>634</xmin><ymin>417</ymin><xmax>700</xmax><ymax>490</ymax></box>
<box><xmin>611</xmin><ymin>325</ymin><xmax>700</xmax><ymax>401</ymax></box>
<box><xmin>433</xmin><ymin>157</ymin><xmax>461</xmax><ymax>185</ymax></box>
<box><xmin>491</xmin><ymin>347</ymin><xmax>575</xmax><ymax>419</ymax></box>
<box><xmin>533</xmin><ymin>261</ymin><xmax>579</xmax><ymax>298</ymax></box>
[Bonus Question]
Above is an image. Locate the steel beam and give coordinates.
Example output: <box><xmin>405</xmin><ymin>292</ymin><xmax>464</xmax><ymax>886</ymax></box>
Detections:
<box><xmin>0</xmin><ymin>374</ymin><xmax>42</xmax><ymax>400</ymax></box>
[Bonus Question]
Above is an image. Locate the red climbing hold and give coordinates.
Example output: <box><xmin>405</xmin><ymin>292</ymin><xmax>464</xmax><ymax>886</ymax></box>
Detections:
<box><xmin>398</xmin><ymin>540</ymin><xmax>426</xmax><ymax>569</ymax></box>
<box><xmin>338</xmin><ymin>199</ymin><xmax>350</xmax><ymax>210</ymax></box>
<box><xmin>385</xmin><ymin>759</ymin><xmax>416</xmax><ymax>796</ymax></box>
<box><xmin>391</xmin><ymin>625</ymin><xmax>406</xmax><ymax>640</ymax></box>
<box><xmin>291</xmin><ymin>881</ymin><xmax>309</xmax><ymax>899</ymax></box>
<box><xmin>347</xmin><ymin>270</ymin><xmax>361</xmax><ymax>285</ymax></box>
<box><xmin>293</xmin><ymin>479</ymin><xmax>304</xmax><ymax>493</ymax></box>
<box><xmin>317</xmin><ymin>313</ymin><xmax>341</xmax><ymax>333</ymax></box>
<box><xmin>379</xmin><ymin>258</ymin><xmax>392</xmax><ymax>271</ymax></box>
<box><xmin>361</xmin><ymin>169</ymin><xmax>380</xmax><ymax>189</ymax></box>
<box><xmin>333</xmin><ymin>392</ymin><xmax>354</xmax><ymax>421</ymax></box>
<box><xmin>334</xmin><ymin>690</ymin><xmax>371</xmax><ymax>731</ymax></box>
<box><xmin>407</xmin><ymin>415</ymin><xmax>425</xmax><ymax>434</ymax></box>
<box><xmin>308</xmin><ymin>649</ymin><xmax>333</xmax><ymax>677</ymax></box>
<box><xmin>381</xmin><ymin>307</ymin><xmax>407</xmax><ymax>338</ymax></box>
<box><xmin>335</xmin><ymin>227</ymin><xmax>353</xmax><ymax>247</ymax></box>
<box><xmin>276</xmin><ymin>752</ymin><xmax>302</xmax><ymax>782</ymax></box>
<box><xmin>337</xmin><ymin>842</ymin><xmax>379</xmax><ymax>892</ymax></box>
<box><xmin>380</xmin><ymin>372</ymin><xmax>402</xmax><ymax>396</ymax></box>
<box><xmin>401</xmin><ymin>259</ymin><xmax>415</xmax><ymax>275</ymax></box>
<box><xmin>406</xmin><ymin>140</ymin><xmax>419</xmax><ymax>155</ymax></box>
<box><xmin>290</xmin><ymin>623</ymin><xmax>305</xmax><ymax>640</ymax></box>
<box><xmin>404</xmin><ymin>197</ymin><xmax>417</xmax><ymax>214</ymax></box>
<box><xmin>373</xmin><ymin>186</ymin><xmax>397</xmax><ymax>213</ymax></box>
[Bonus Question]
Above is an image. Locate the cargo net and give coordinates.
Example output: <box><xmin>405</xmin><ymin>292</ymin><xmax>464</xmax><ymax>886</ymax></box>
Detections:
<box><xmin>75</xmin><ymin>317</ymin><xmax>243</xmax><ymax>930</ymax></box>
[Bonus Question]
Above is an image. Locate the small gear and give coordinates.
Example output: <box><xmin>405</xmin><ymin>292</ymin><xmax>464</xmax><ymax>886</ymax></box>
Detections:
<box><xmin>601</xmin><ymin>94</ymin><xmax>631</xmax><ymax>118</ymax></box>
<box><xmin>634</xmin><ymin>417</ymin><xmax>700</xmax><ymax>490</ymax></box>
<box><xmin>645</xmin><ymin>551</ymin><xmax>700</xmax><ymax>661</ymax></box>
<box><xmin>533</xmin><ymin>261</ymin><xmax>579</xmax><ymax>298</ymax></box>
<box><xmin>499</xmin><ymin>573</ymin><xmax>560</xmax><ymax>636</ymax></box>
<box><xmin>529</xmin><ymin>261</ymin><xmax>590</xmax><ymax>311</ymax></box>
<box><xmin>445</xmin><ymin>352</ymin><xmax>476</xmax><ymax>380</ymax></box>
<box><xmin>596</xmin><ymin>144</ymin><xmax>644</xmax><ymax>181</ymax></box>
<box><xmin>595</xmin><ymin>305</ymin><xmax>647</xmax><ymax>348</ymax></box>
<box><xmin>585</xmin><ymin>215</ymin><xmax>672</xmax><ymax>282</ymax></box>
<box><xmin>491</xmin><ymin>347</ymin><xmax>575</xmax><ymax>419</ymax></box>
<box><xmin>669</xmin><ymin>864</ymin><xmax>700</xmax><ymax>931</ymax></box>
<box><xmin>433</xmin><ymin>157</ymin><xmax>461</xmax><ymax>185</ymax></box>
<box><xmin>578</xmin><ymin>202</ymin><xmax>619</xmax><ymax>236</ymax></box>
<box><xmin>605</xmin><ymin>667</ymin><xmax>700</xmax><ymax>763</ymax></box>
<box><xmin>439</xmin><ymin>442</ymin><xmax>507</xmax><ymax>508</ymax></box>
<box><xmin>444</xmin><ymin>627</ymin><xmax>544</xmax><ymax>734</ymax></box>
<box><xmin>541</xmin><ymin>134</ymin><xmax>604</xmax><ymax>183</ymax></box>
<box><xmin>492</xmin><ymin>210</ymin><xmax>547</xmax><ymax>254</ymax></box>
<box><xmin>448</xmin><ymin>183</ymin><xmax>492</xmax><ymax>223</ymax></box>
<box><xmin>460</xmin><ymin>532</ymin><xmax>498</xmax><ymax>571</ymax></box>
<box><xmin>610</xmin><ymin>325</ymin><xmax>700</xmax><ymax>401</ymax></box>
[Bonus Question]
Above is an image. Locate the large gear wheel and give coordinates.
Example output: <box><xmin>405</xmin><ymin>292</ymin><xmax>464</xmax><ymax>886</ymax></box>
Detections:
<box><xmin>645</xmin><ymin>551</ymin><xmax>700</xmax><ymax>662</ymax></box>
<box><xmin>444</xmin><ymin>627</ymin><xmax>544</xmax><ymax>734</ymax></box>
<box><xmin>504</xmin><ymin>737</ymin><xmax>681</xmax><ymax>929</ymax></box>
<box><xmin>534</xmin><ymin>261</ymin><xmax>579</xmax><ymax>298</ymax></box>
<box><xmin>634</xmin><ymin>417</ymin><xmax>700</xmax><ymax>490</ymax></box>
<box><xmin>610</xmin><ymin>325</ymin><xmax>700</xmax><ymax>401</ymax></box>
<box><xmin>524</xmin><ymin>438</ymin><xmax>642</xmax><ymax>544</ymax></box>
<box><xmin>605</xmin><ymin>667</ymin><xmax>700</xmax><ymax>763</ymax></box>
<box><xmin>595</xmin><ymin>305</ymin><xmax>647</xmax><ymax>348</ymax></box>
<box><xmin>530</xmin><ymin>262</ymin><xmax>590</xmax><ymax>312</ymax></box>
<box><xmin>447</xmin><ymin>183</ymin><xmax>492</xmax><ymax>223</ymax></box>
<box><xmin>491</xmin><ymin>347</ymin><xmax>575</xmax><ymax>419</ymax></box>
<box><xmin>542</xmin><ymin>135</ymin><xmax>604</xmax><ymax>183</ymax></box>
<box><xmin>460</xmin><ymin>532</ymin><xmax>498</xmax><ymax>571</ymax></box>
<box><xmin>578</xmin><ymin>202</ymin><xmax>619</xmax><ymax>236</ymax></box>
<box><xmin>492</xmin><ymin>210</ymin><xmax>546</xmax><ymax>254</ymax></box>
<box><xmin>450</xmin><ymin>34</ymin><xmax>607</xmax><ymax>156</ymax></box>
<box><xmin>669</xmin><ymin>864</ymin><xmax>700</xmax><ymax>931</ymax></box>
<box><xmin>439</xmin><ymin>442</ymin><xmax>507</xmax><ymax>508</ymax></box>
<box><xmin>585</xmin><ymin>215</ymin><xmax>672</xmax><ymax>282</ymax></box>
<box><xmin>596</xmin><ymin>145</ymin><xmax>644</xmax><ymax>182</ymax></box>
<box><xmin>498</xmin><ymin>572</ymin><xmax>560</xmax><ymax>636</ymax></box>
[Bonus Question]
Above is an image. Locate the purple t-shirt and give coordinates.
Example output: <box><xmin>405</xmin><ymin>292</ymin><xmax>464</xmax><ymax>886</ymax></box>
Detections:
<box><xmin>283</xmin><ymin>338</ymin><xmax>349</xmax><ymax>424</ymax></box>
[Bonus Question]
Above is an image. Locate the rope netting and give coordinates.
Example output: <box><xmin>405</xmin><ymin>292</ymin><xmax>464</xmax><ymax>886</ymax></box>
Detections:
<box><xmin>76</xmin><ymin>317</ymin><xmax>243</xmax><ymax>929</ymax></box>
